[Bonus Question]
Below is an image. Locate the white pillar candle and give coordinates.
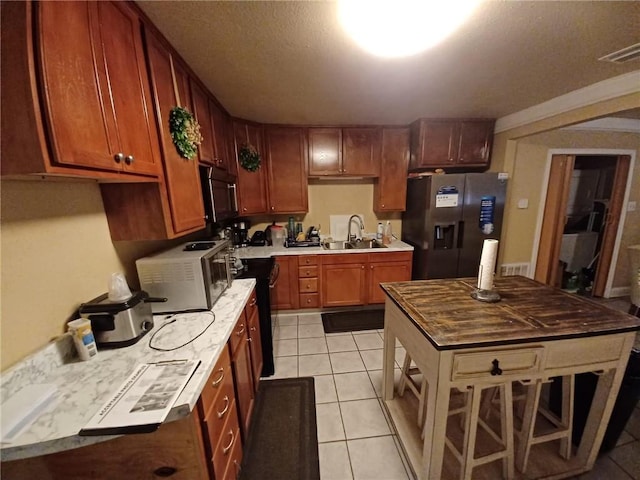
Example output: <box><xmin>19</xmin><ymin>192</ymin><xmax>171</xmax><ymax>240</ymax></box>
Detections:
<box><xmin>477</xmin><ymin>239</ymin><xmax>499</xmax><ymax>291</ymax></box>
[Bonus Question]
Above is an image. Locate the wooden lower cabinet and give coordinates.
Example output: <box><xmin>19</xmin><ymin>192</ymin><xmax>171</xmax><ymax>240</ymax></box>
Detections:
<box><xmin>321</xmin><ymin>254</ymin><xmax>368</xmax><ymax>307</ymax></box>
<box><xmin>298</xmin><ymin>255</ymin><xmax>320</xmax><ymax>308</ymax></box>
<box><xmin>367</xmin><ymin>252</ymin><xmax>413</xmax><ymax>304</ymax></box>
<box><xmin>272</xmin><ymin>255</ymin><xmax>299</xmax><ymax>310</ymax></box>
<box><xmin>229</xmin><ymin>312</ymin><xmax>255</xmax><ymax>442</ymax></box>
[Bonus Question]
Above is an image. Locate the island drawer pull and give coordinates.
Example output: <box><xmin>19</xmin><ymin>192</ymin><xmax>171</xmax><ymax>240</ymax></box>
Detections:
<box><xmin>217</xmin><ymin>395</ymin><xmax>230</xmax><ymax>418</ymax></box>
<box><xmin>211</xmin><ymin>368</ymin><xmax>225</xmax><ymax>387</ymax></box>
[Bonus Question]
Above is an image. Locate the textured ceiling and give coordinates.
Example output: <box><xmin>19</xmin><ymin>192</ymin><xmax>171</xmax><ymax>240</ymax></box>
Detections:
<box><xmin>137</xmin><ymin>1</ymin><xmax>640</xmax><ymax>125</ymax></box>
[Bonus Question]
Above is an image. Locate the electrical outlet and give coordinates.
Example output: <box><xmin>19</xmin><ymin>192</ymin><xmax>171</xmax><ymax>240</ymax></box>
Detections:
<box><xmin>517</xmin><ymin>198</ymin><xmax>529</xmax><ymax>209</ymax></box>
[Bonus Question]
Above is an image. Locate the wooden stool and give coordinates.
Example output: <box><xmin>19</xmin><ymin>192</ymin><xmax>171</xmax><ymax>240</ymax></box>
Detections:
<box><xmin>397</xmin><ymin>352</ymin><xmax>428</xmax><ymax>430</ymax></box>
<box><xmin>446</xmin><ymin>382</ymin><xmax>515</xmax><ymax>480</ymax></box>
<box><xmin>515</xmin><ymin>375</ymin><xmax>575</xmax><ymax>473</ymax></box>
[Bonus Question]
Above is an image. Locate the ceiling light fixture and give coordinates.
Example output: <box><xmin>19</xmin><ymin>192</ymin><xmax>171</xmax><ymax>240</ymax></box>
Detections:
<box><xmin>338</xmin><ymin>0</ymin><xmax>482</xmax><ymax>58</ymax></box>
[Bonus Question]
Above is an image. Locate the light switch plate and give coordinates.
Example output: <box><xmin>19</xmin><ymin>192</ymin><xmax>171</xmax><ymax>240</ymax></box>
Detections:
<box><xmin>517</xmin><ymin>198</ymin><xmax>529</xmax><ymax>209</ymax></box>
<box><xmin>628</xmin><ymin>201</ymin><xmax>637</xmax><ymax>212</ymax></box>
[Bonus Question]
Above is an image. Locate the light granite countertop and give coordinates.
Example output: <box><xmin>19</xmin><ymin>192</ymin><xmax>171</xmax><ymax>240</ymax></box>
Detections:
<box><xmin>0</xmin><ymin>278</ymin><xmax>256</xmax><ymax>462</ymax></box>
<box><xmin>233</xmin><ymin>238</ymin><xmax>413</xmax><ymax>259</ymax></box>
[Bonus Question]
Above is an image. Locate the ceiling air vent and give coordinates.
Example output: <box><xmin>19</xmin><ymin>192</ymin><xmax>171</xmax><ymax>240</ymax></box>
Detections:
<box><xmin>599</xmin><ymin>42</ymin><xmax>640</xmax><ymax>63</ymax></box>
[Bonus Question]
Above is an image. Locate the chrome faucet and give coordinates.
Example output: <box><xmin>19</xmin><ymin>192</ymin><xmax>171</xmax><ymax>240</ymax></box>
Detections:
<box><xmin>347</xmin><ymin>215</ymin><xmax>364</xmax><ymax>242</ymax></box>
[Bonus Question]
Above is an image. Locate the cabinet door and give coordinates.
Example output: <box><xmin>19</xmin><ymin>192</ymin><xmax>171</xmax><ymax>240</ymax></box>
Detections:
<box><xmin>272</xmin><ymin>256</ymin><xmax>299</xmax><ymax>310</ymax></box>
<box><xmin>457</xmin><ymin>121</ymin><xmax>494</xmax><ymax>165</ymax></box>
<box><xmin>308</xmin><ymin>128</ymin><xmax>342</xmax><ymax>175</ymax></box>
<box><xmin>38</xmin><ymin>2</ymin><xmax>122</xmax><ymax>172</ymax></box>
<box><xmin>247</xmin><ymin>299</ymin><xmax>263</xmax><ymax>392</ymax></box>
<box><xmin>322</xmin><ymin>262</ymin><xmax>367</xmax><ymax>307</ymax></box>
<box><xmin>233</xmin><ymin>121</ymin><xmax>269</xmax><ymax>215</ymax></box>
<box><xmin>368</xmin><ymin>260</ymin><xmax>412</xmax><ymax>304</ymax></box>
<box><xmin>374</xmin><ymin>128</ymin><xmax>410</xmax><ymax>212</ymax></box>
<box><xmin>342</xmin><ymin>128</ymin><xmax>380</xmax><ymax>176</ymax></box>
<box><xmin>144</xmin><ymin>30</ymin><xmax>205</xmax><ymax>234</ymax></box>
<box><xmin>97</xmin><ymin>1</ymin><xmax>160</xmax><ymax>176</ymax></box>
<box><xmin>232</xmin><ymin>338</ymin><xmax>254</xmax><ymax>440</ymax></box>
<box><xmin>265</xmin><ymin>127</ymin><xmax>308</xmax><ymax>213</ymax></box>
<box><xmin>191</xmin><ymin>81</ymin><xmax>216</xmax><ymax>166</ymax></box>
<box><xmin>410</xmin><ymin>120</ymin><xmax>457</xmax><ymax>169</ymax></box>
<box><xmin>210</xmin><ymin>101</ymin><xmax>230</xmax><ymax>172</ymax></box>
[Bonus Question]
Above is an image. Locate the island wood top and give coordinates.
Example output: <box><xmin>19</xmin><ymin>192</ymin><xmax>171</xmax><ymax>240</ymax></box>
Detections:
<box><xmin>381</xmin><ymin>276</ymin><xmax>640</xmax><ymax>350</ymax></box>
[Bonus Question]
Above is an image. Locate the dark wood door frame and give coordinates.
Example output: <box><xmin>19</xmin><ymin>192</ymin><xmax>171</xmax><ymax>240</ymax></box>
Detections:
<box><xmin>534</xmin><ymin>150</ymin><xmax>633</xmax><ymax>296</ymax></box>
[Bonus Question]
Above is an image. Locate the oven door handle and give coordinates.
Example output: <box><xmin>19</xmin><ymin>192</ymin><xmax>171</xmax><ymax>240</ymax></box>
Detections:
<box><xmin>269</xmin><ymin>262</ymin><xmax>280</xmax><ymax>288</ymax></box>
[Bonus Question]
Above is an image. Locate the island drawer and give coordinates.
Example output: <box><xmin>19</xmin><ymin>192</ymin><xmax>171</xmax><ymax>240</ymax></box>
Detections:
<box><xmin>545</xmin><ymin>335</ymin><xmax>627</xmax><ymax>369</ymax></box>
<box><xmin>451</xmin><ymin>346</ymin><xmax>544</xmax><ymax>382</ymax></box>
<box><xmin>299</xmin><ymin>265</ymin><xmax>318</xmax><ymax>278</ymax></box>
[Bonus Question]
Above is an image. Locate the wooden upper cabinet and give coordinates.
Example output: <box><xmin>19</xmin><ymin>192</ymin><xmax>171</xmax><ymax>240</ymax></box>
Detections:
<box><xmin>308</xmin><ymin>127</ymin><xmax>380</xmax><ymax>177</ymax></box>
<box><xmin>308</xmin><ymin>128</ymin><xmax>342</xmax><ymax>175</ymax></box>
<box><xmin>342</xmin><ymin>128</ymin><xmax>380</xmax><ymax>176</ymax></box>
<box><xmin>191</xmin><ymin>81</ymin><xmax>216</xmax><ymax>166</ymax></box>
<box><xmin>264</xmin><ymin>127</ymin><xmax>308</xmax><ymax>213</ymax></box>
<box><xmin>374</xmin><ymin>127</ymin><xmax>409</xmax><ymax>212</ymax></box>
<box><xmin>233</xmin><ymin>120</ymin><xmax>269</xmax><ymax>215</ymax></box>
<box><xmin>2</xmin><ymin>1</ymin><xmax>160</xmax><ymax>178</ymax></box>
<box><xmin>409</xmin><ymin>119</ymin><xmax>494</xmax><ymax>170</ymax></box>
<box><xmin>142</xmin><ymin>28</ymin><xmax>205</xmax><ymax>235</ymax></box>
<box><xmin>457</xmin><ymin>121</ymin><xmax>495</xmax><ymax>165</ymax></box>
<box><xmin>210</xmin><ymin>101</ymin><xmax>231</xmax><ymax>173</ymax></box>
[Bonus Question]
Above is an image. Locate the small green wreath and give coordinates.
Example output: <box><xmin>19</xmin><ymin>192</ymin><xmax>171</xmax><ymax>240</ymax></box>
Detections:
<box><xmin>169</xmin><ymin>106</ymin><xmax>202</xmax><ymax>160</ymax></box>
<box><xmin>238</xmin><ymin>143</ymin><xmax>261</xmax><ymax>172</ymax></box>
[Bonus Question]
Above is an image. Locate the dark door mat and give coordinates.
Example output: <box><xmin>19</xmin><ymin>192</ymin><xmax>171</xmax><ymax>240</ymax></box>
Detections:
<box><xmin>240</xmin><ymin>377</ymin><xmax>319</xmax><ymax>480</ymax></box>
<box><xmin>322</xmin><ymin>309</ymin><xmax>384</xmax><ymax>334</ymax></box>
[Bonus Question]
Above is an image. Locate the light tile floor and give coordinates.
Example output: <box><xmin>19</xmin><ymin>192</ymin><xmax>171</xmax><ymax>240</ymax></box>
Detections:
<box><xmin>268</xmin><ymin>302</ymin><xmax>640</xmax><ymax>480</ymax></box>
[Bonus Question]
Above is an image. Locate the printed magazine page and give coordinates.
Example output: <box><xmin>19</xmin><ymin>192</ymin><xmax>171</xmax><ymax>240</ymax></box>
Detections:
<box><xmin>80</xmin><ymin>359</ymin><xmax>200</xmax><ymax>435</ymax></box>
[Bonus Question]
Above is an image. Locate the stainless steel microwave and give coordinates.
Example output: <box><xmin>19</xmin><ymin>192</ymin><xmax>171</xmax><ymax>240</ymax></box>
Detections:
<box><xmin>200</xmin><ymin>165</ymin><xmax>238</xmax><ymax>223</ymax></box>
<box><xmin>136</xmin><ymin>239</ymin><xmax>233</xmax><ymax>313</ymax></box>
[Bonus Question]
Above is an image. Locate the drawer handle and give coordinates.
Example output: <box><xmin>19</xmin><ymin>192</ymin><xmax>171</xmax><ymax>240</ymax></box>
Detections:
<box><xmin>211</xmin><ymin>368</ymin><xmax>225</xmax><ymax>387</ymax></box>
<box><xmin>250</xmin><ymin>298</ymin><xmax>257</xmax><ymax>307</ymax></box>
<box><xmin>236</xmin><ymin>324</ymin><xmax>245</xmax><ymax>335</ymax></box>
<box><xmin>217</xmin><ymin>395</ymin><xmax>230</xmax><ymax>418</ymax></box>
<box><xmin>490</xmin><ymin>359</ymin><xmax>503</xmax><ymax>376</ymax></box>
<box><xmin>222</xmin><ymin>429</ymin><xmax>234</xmax><ymax>454</ymax></box>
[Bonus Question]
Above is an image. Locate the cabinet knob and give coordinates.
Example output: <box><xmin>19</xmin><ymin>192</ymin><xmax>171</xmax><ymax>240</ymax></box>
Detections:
<box><xmin>449</xmin><ymin>158</ymin><xmax>454</xmax><ymax>162</ymax></box>
<box><xmin>243</xmin><ymin>207</ymin><xmax>247</xmax><ymax>212</ymax></box>
<box><xmin>307</xmin><ymin>298</ymin><xmax>312</xmax><ymax>303</ymax></box>
<box><xmin>361</xmin><ymin>265</ymin><xmax>365</xmax><ymax>269</ymax></box>
<box><xmin>114</xmin><ymin>152</ymin><xmax>124</xmax><ymax>163</ymax></box>
<box><xmin>271</xmin><ymin>206</ymin><xmax>275</xmax><ymax>211</ymax></box>
<box><xmin>125</xmin><ymin>155</ymin><xmax>134</xmax><ymax>165</ymax></box>
<box><xmin>381</xmin><ymin>204</ymin><xmax>385</xmax><ymax>208</ymax></box>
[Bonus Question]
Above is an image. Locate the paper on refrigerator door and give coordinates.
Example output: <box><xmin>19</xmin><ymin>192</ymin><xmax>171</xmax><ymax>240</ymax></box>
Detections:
<box><xmin>477</xmin><ymin>239</ymin><xmax>499</xmax><ymax>291</ymax></box>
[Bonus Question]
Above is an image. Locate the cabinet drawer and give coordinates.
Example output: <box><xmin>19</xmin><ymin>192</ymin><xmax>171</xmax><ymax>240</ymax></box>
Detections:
<box><xmin>321</xmin><ymin>253</ymin><xmax>367</xmax><ymax>265</ymax></box>
<box><xmin>368</xmin><ymin>251</ymin><xmax>413</xmax><ymax>263</ymax></box>
<box><xmin>298</xmin><ymin>265</ymin><xmax>318</xmax><ymax>278</ymax></box>
<box><xmin>451</xmin><ymin>347</ymin><xmax>544</xmax><ymax>382</ymax></box>
<box><xmin>299</xmin><ymin>293</ymin><xmax>320</xmax><ymax>308</ymax></box>
<box><xmin>201</xmin><ymin>372</ymin><xmax>236</xmax><ymax>445</ymax></box>
<box><xmin>210</xmin><ymin>403</ymin><xmax>240</xmax><ymax>480</ymax></box>
<box><xmin>298</xmin><ymin>255</ymin><xmax>318</xmax><ymax>266</ymax></box>
<box><xmin>222</xmin><ymin>425</ymin><xmax>243</xmax><ymax>480</ymax></box>
<box><xmin>545</xmin><ymin>335</ymin><xmax>626</xmax><ymax>369</ymax></box>
<box><xmin>245</xmin><ymin>289</ymin><xmax>258</xmax><ymax>323</ymax></box>
<box><xmin>199</xmin><ymin>347</ymin><xmax>232</xmax><ymax>416</ymax></box>
<box><xmin>229</xmin><ymin>312</ymin><xmax>248</xmax><ymax>356</ymax></box>
<box><xmin>299</xmin><ymin>277</ymin><xmax>318</xmax><ymax>293</ymax></box>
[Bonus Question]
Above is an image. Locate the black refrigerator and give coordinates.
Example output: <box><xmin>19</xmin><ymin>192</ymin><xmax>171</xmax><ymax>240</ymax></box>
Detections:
<box><xmin>402</xmin><ymin>173</ymin><xmax>507</xmax><ymax>279</ymax></box>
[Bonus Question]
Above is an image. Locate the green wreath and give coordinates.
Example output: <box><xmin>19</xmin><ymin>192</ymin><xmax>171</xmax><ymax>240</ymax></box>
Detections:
<box><xmin>238</xmin><ymin>143</ymin><xmax>261</xmax><ymax>172</ymax></box>
<box><xmin>169</xmin><ymin>107</ymin><xmax>202</xmax><ymax>159</ymax></box>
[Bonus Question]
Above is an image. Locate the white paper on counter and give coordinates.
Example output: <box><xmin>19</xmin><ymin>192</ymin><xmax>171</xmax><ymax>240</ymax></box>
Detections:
<box><xmin>80</xmin><ymin>359</ymin><xmax>199</xmax><ymax>436</ymax></box>
<box><xmin>1</xmin><ymin>384</ymin><xmax>57</xmax><ymax>443</ymax></box>
<box><xmin>477</xmin><ymin>239</ymin><xmax>499</xmax><ymax>291</ymax></box>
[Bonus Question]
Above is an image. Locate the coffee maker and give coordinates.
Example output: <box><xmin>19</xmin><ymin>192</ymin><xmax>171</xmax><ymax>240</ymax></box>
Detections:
<box><xmin>232</xmin><ymin>220</ymin><xmax>250</xmax><ymax>247</ymax></box>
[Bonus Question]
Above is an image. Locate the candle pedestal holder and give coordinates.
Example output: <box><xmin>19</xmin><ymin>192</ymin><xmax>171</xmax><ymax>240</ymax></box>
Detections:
<box><xmin>471</xmin><ymin>288</ymin><xmax>501</xmax><ymax>303</ymax></box>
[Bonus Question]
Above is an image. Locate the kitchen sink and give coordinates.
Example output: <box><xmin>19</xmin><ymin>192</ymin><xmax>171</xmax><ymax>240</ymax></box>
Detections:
<box><xmin>321</xmin><ymin>239</ymin><xmax>387</xmax><ymax>250</ymax></box>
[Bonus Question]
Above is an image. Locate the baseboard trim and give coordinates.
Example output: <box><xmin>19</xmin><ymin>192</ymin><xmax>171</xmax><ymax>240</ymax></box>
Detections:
<box><xmin>608</xmin><ymin>286</ymin><xmax>630</xmax><ymax>298</ymax></box>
